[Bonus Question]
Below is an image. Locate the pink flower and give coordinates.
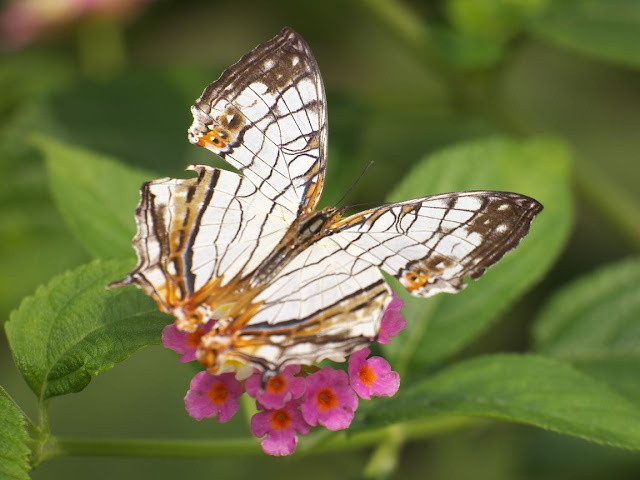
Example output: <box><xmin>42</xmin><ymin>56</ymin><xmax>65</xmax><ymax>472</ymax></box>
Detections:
<box><xmin>301</xmin><ymin>367</ymin><xmax>358</xmax><ymax>431</ymax></box>
<box><xmin>0</xmin><ymin>0</ymin><xmax>154</xmax><ymax>49</ymax></box>
<box><xmin>378</xmin><ymin>293</ymin><xmax>406</xmax><ymax>344</ymax></box>
<box><xmin>348</xmin><ymin>347</ymin><xmax>400</xmax><ymax>400</ymax></box>
<box><xmin>162</xmin><ymin>320</ymin><xmax>214</xmax><ymax>362</ymax></box>
<box><xmin>245</xmin><ymin>365</ymin><xmax>306</xmax><ymax>409</ymax></box>
<box><xmin>184</xmin><ymin>371</ymin><xmax>242</xmax><ymax>422</ymax></box>
<box><xmin>251</xmin><ymin>400</ymin><xmax>310</xmax><ymax>456</ymax></box>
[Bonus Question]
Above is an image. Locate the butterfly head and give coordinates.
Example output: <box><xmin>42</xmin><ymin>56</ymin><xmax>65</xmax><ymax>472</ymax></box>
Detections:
<box><xmin>298</xmin><ymin>206</ymin><xmax>343</xmax><ymax>235</ymax></box>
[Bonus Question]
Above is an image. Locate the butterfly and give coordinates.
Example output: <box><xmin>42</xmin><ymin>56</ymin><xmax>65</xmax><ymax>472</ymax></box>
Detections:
<box><xmin>111</xmin><ymin>27</ymin><xmax>542</xmax><ymax>380</ymax></box>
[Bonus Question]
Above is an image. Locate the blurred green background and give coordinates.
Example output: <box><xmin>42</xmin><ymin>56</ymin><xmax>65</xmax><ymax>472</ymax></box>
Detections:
<box><xmin>1</xmin><ymin>0</ymin><xmax>639</xmax><ymax>478</ymax></box>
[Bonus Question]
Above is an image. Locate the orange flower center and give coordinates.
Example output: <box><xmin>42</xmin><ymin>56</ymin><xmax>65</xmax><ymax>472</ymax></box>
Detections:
<box><xmin>316</xmin><ymin>388</ymin><xmax>338</xmax><ymax>411</ymax></box>
<box><xmin>270</xmin><ymin>409</ymin><xmax>292</xmax><ymax>430</ymax></box>
<box><xmin>208</xmin><ymin>382</ymin><xmax>228</xmax><ymax>405</ymax></box>
<box><xmin>266</xmin><ymin>375</ymin><xmax>287</xmax><ymax>394</ymax></box>
<box><xmin>187</xmin><ymin>330</ymin><xmax>205</xmax><ymax>348</ymax></box>
<box><xmin>359</xmin><ymin>365</ymin><xmax>377</xmax><ymax>386</ymax></box>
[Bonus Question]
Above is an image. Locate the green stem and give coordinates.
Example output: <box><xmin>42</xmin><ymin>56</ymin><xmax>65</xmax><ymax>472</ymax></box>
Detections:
<box><xmin>42</xmin><ymin>437</ymin><xmax>261</xmax><ymax>461</ymax></box>
<box><xmin>363</xmin><ymin>424</ymin><xmax>405</xmax><ymax>478</ymax></box>
<box><xmin>30</xmin><ymin>400</ymin><xmax>51</xmax><ymax>467</ymax></box>
<box><xmin>240</xmin><ymin>392</ymin><xmax>259</xmax><ymax>427</ymax></box>
<box><xmin>313</xmin><ymin>415</ymin><xmax>476</xmax><ymax>453</ymax></box>
<box><xmin>40</xmin><ymin>416</ymin><xmax>477</xmax><ymax>461</ymax></box>
<box><xmin>38</xmin><ymin>400</ymin><xmax>49</xmax><ymax>433</ymax></box>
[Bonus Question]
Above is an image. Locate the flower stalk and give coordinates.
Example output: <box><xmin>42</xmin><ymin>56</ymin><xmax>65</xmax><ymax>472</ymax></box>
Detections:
<box><xmin>40</xmin><ymin>416</ymin><xmax>478</xmax><ymax>461</ymax></box>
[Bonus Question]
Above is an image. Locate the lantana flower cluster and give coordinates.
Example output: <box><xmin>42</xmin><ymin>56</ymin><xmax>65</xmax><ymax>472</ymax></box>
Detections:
<box><xmin>162</xmin><ymin>294</ymin><xmax>406</xmax><ymax>456</ymax></box>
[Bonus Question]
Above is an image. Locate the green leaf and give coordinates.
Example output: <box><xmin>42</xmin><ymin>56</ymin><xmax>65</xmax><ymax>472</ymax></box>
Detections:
<box><xmin>358</xmin><ymin>354</ymin><xmax>640</xmax><ymax>450</ymax></box>
<box><xmin>384</xmin><ymin>137</ymin><xmax>573</xmax><ymax>369</ymax></box>
<box><xmin>47</xmin><ymin>68</ymin><xmax>196</xmax><ymax>172</ymax></box>
<box><xmin>0</xmin><ymin>50</ymin><xmax>73</xmax><ymax>113</ymax></box>
<box><xmin>35</xmin><ymin>136</ymin><xmax>155</xmax><ymax>259</ymax></box>
<box><xmin>0</xmin><ymin>104</ymin><xmax>89</xmax><ymax>321</ymax></box>
<box><xmin>533</xmin><ymin>257</ymin><xmax>640</xmax><ymax>402</ymax></box>
<box><xmin>529</xmin><ymin>0</ymin><xmax>640</xmax><ymax>69</ymax></box>
<box><xmin>0</xmin><ymin>387</ymin><xmax>31</xmax><ymax>480</ymax></box>
<box><xmin>5</xmin><ymin>260</ymin><xmax>170</xmax><ymax>401</ymax></box>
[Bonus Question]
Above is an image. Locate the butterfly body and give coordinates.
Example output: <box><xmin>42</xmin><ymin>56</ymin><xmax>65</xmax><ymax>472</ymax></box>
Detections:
<box><xmin>112</xmin><ymin>28</ymin><xmax>542</xmax><ymax>379</ymax></box>
<box><xmin>249</xmin><ymin>206</ymin><xmax>343</xmax><ymax>287</ymax></box>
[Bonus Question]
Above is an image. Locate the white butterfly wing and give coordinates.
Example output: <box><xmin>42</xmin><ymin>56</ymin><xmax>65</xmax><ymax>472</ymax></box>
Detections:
<box><xmin>333</xmin><ymin>191</ymin><xmax>543</xmax><ymax>297</ymax></box>
<box><xmin>188</xmin><ymin>27</ymin><xmax>327</xmax><ymax>218</ymax></box>
<box><xmin>111</xmin><ymin>165</ymin><xmax>294</xmax><ymax>329</ymax></box>
<box><xmin>113</xmin><ymin>28</ymin><xmax>327</xmax><ymax>332</ymax></box>
<box><xmin>196</xmin><ymin>188</ymin><xmax>542</xmax><ymax>373</ymax></box>
<box><xmin>206</xmin><ymin>236</ymin><xmax>392</xmax><ymax>373</ymax></box>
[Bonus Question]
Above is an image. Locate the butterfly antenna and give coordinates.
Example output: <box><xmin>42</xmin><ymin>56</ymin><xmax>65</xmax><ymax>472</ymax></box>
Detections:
<box><xmin>335</xmin><ymin>160</ymin><xmax>375</xmax><ymax>208</ymax></box>
<box><xmin>343</xmin><ymin>201</ymin><xmax>384</xmax><ymax>211</ymax></box>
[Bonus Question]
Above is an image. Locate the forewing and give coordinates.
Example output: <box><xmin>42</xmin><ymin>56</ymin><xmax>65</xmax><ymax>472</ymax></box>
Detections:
<box><xmin>188</xmin><ymin>27</ymin><xmax>327</xmax><ymax>217</ymax></box>
<box><xmin>212</xmin><ymin>237</ymin><xmax>392</xmax><ymax>372</ymax></box>
<box><xmin>111</xmin><ymin>165</ymin><xmax>291</xmax><ymax>321</ymax></box>
<box><xmin>333</xmin><ymin>191</ymin><xmax>543</xmax><ymax>297</ymax></box>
